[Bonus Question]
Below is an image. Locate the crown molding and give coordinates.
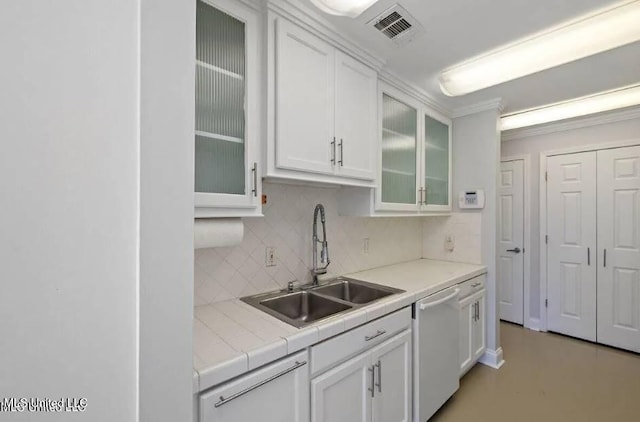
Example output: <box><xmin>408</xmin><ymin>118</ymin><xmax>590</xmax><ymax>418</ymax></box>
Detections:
<box><xmin>267</xmin><ymin>0</ymin><xmax>454</xmax><ymax>118</ymax></box>
<box><xmin>451</xmin><ymin>98</ymin><xmax>504</xmax><ymax>118</ymax></box>
<box><xmin>501</xmin><ymin>105</ymin><xmax>640</xmax><ymax>141</ymax></box>
<box><xmin>267</xmin><ymin>0</ymin><xmax>385</xmax><ymax>70</ymax></box>
<box><xmin>378</xmin><ymin>69</ymin><xmax>453</xmax><ymax>117</ymax></box>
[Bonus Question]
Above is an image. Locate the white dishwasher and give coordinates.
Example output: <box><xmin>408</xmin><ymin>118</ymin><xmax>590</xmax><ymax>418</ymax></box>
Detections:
<box><xmin>412</xmin><ymin>286</ymin><xmax>460</xmax><ymax>422</ymax></box>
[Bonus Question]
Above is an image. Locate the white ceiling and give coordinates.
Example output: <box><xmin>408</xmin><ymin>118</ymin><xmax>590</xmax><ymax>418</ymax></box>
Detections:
<box><xmin>300</xmin><ymin>0</ymin><xmax>640</xmax><ymax>114</ymax></box>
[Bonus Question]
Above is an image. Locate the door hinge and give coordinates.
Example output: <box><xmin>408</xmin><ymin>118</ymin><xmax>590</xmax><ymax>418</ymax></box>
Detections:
<box><xmin>545</xmin><ymin>235</ymin><xmax>548</xmax><ymax>244</ymax></box>
<box><xmin>545</xmin><ymin>299</ymin><xmax>548</xmax><ymax>308</ymax></box>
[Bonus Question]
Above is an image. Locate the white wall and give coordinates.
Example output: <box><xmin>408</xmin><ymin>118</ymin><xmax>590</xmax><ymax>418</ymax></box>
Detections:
<box><xmin>0</xmin><ymin>1</ymin><xmax>138</xmax><ymax>420</ymax></box>
<box><xmin>139</xmin><ymin>0</ymin><xmax>194</xmax><ymax>421</ymax></box>
<box><xmin>0</xmin><ymin>2</ymin><xmax>195</xmax><ymax>421</ymax></box>
<box><xmin>501</xmin><ymin>111</ymin><xmax>640</xmax><ymax>326</ymax></box>
<box><xmin>195</xmin><ymin>182</ymin><xmax>424</xmax><ymax>305</ymax></box>
<box><xmin>452</xmin><ymin>108</ymin><xmax>502</xmax><ymax>360</ymax></box>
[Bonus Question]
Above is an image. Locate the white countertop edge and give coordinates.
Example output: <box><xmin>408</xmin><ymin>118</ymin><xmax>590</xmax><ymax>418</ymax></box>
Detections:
<box><xmin>194</xmin><ymin>259</ymin><xmax>487</xmax><ymax>393</ymax></box>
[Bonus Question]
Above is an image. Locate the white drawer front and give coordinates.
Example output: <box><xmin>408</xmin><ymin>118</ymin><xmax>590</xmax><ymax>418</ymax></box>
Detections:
<box><xmin>458</xmin><ymin>274</ymin><xmax>486</xmax><ymax>300</ymax></box>
<box><xmin>200</xmin><ymin>350</ymin><xmax>309</xmax><ymax>422</ymax></box>
<box><xmin>311</xmin><ymin>307</ymin><xmax>411</xmax><ymax>376</ymax></box>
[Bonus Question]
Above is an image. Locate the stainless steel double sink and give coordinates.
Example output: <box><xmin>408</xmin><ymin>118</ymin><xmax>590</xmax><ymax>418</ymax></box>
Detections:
<box><xmin>241</xmin><ymin>278</ymin><xmax>405</xmax><ymax>328</ymax></box>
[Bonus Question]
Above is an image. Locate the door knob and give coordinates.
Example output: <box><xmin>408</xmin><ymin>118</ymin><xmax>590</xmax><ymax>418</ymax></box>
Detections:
<box><xmin>507</xmin><ymin>247</ymin><xmax>521</xmax><ymax>253</ymax></box>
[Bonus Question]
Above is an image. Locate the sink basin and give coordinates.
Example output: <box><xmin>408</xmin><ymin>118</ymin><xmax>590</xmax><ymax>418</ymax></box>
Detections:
<box><xmin>251</xmin><ymin>291</ymin><xmax>352</xmax><ymax>328</ymax></box>
<box><xmin>313</xmin><ymin>279</ymin><xmax>400</xmax><ymax>304</ymax></box>
<box><xmin>241</xmin><ymin>278</ymin><xmax>404</xmax><ymax>328</ymax></box>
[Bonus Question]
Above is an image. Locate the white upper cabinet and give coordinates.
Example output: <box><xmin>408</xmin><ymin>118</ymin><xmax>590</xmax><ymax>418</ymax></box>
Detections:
<box><xmin>422</xmin><ymin>113</ymin><xmax>452</xmax><ymax>211</ymax></box>
<box><xmin>340</xmin><ymin>83</ymin><xmax>452</xmax><ymax>216</ymax></box>
<box><xmin>334</xmin><ymin>51</ymin><xmax>377</xmax><ymax>180</ymax></box>
<box><xmin>194</xmin><ymin>0</ymin><xmax>262</xmax><ymax>218</ymax></box>
<box><xmin>275</xmin><ymin>18</ymin><xmax>335</xmax><ymax>176</ymax></box>
<box><xmin>269</xmin><ymin>17</ymin><xmax>377</xmax><ymax>186</ymax></box>
<box><xmin>380</xmin><ymin>84</ymin><xmax>452</xmax><ymax>213</ymax></box>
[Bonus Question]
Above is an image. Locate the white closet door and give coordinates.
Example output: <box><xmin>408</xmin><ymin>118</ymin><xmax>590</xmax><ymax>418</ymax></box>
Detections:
<box><xmin>498</xmin><ymin>160</ymin><xmax>525</xmax><ymax>324</ymax></box>
<box><xmin>547</xmin><ymin>152</ymin><xmax>597</xmax><ymax>341</ymax></box>
<box><xmin>597</xmin><ymin>146</ymin><xmax>640</xmax><ymax>352</ymax></box>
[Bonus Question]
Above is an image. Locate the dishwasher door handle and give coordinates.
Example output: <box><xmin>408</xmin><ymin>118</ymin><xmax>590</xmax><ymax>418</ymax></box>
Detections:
<box><xmin>419</xmin><ymin>288</ymin><xmax>460</xmax><ymax>311</ymax></box>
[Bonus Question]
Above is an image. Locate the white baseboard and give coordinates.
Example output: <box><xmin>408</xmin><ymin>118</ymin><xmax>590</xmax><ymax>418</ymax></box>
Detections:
<box><xmin>479</xmin><ymin>347</ymin><xmax>505</xmax><ymax>369</ymax></box>
<box><xmin>525</xmin><ymin>317</ymin><xmax>541</xmax><ymax>332</ymax></box>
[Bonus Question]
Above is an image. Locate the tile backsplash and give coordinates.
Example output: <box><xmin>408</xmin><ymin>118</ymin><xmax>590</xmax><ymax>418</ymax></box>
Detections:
<box><xmin>194</xmin><ymin>182</ymin><xmax>424</xmax><ymax>306</ymax></box>
<box><xmin>422</xmin><ymin>213</ymin><xmax>482</xmax><ymax>264</ymax></box>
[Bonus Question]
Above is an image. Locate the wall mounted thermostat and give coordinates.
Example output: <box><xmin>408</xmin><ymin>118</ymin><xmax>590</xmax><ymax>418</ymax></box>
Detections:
<box><xmin>458</xmin><ymin>190</ymin><xmax>485</xmax><ymax>209</ymax></box>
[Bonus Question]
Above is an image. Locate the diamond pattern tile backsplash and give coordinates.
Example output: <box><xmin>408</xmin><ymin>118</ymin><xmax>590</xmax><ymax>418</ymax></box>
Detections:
<box><xmin>194</xmin><ymin>182</ymin><xmax>424</xmax><ymax>306</ymax></box>
<box><xmin>422</xmin><ymin>213</ymin><xmax>482</xmax><ymax>264</ymax></box>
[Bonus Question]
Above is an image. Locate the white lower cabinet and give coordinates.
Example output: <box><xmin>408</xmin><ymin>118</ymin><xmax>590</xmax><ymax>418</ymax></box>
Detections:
<box><xmin>311</xmin><ymin>352</ymin><xmax>371</xmax><ymax>422</ymax></box>
<box><xmin>459</xmin><ymin>288</ymin><xmax>486</xmax><ymax>376</ymax></box>
<box><xmin>371</xmin><ymin>330</ymin><xmax>412</xmax><ymax>422</ymax></box>
<box><xmin>199</xmin><ymin>351</ymin><xmax>309</xmax><ymax>422</ymax></box>
<box><xmin>311</xmin><ymin>330</ymin><xmax>411</xmax><ymax>422</ymax></box>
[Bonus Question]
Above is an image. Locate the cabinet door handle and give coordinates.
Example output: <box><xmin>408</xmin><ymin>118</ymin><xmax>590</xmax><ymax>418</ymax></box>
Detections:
<box><xmin>375</xmin><ymin>360</ymin><xmax>382</xmax><ymax>392</ymax></box>
<box><xmin>330</xmin><ymin>138</ymin><xmax>336</xmax><ymax>165</ymax></box>
<box><xmin>423</xmin><ymin>186</ymin><xmax>427</xmax><ymax>205</ymax></box>
<box><xmin>603</xmin><ymin>249</ymin><xmax>607</xmax><ymax>268</ymax></box>
<box><xmin>214</xmin><ymin>360</ymin><xmax>307</xmax><ymax>408</ymax></box>
<box><xmin>506</xmin><ymin>247</ymin><xmax>521</xmax><ymax>253</ymax></box>
<box><xmin>251</xmin><ymin>162</ymin><xmax>257</xmax><ymax>197</ymax></box>
<box><xmin>368</xmin><ymin>366</ymin><xmax>375</xmax><ymax>398</ymax></box>
<box><xmin>472</xmin><ymin>302</ymin><xmax>476</xmax><ymax>322</ymax></box>
<box><xmin>365</xmin><ymin>329</ymin><xmax>386</xmax><ymax>342</ymax></box>
<box><xmin>587</xmin><ymin>247</ymin><xmax>590</xmax><ymax>266</ymax></box>
<box><xmin>338</xmin><ymin>138</ymin><xmax>343</xmax><ymax>166</ymax></box>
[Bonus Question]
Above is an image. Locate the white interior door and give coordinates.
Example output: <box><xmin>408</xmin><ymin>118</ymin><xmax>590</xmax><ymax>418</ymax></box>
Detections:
<box><xmin>597</xmin><ymin>146</ymin><xmax>640</xmax><ymax>352</ymax></box>
<box><xmin>498</xmin><ymin>160</ymin><xmax>525</xmax><ymax>324</ymax></box>
<box><xmin>547</xmin><ymin>152</ymin><xmax>597</xmax><ymax>341</ymax></box>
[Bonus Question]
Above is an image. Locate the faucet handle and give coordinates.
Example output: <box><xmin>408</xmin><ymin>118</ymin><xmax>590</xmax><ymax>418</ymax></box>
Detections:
<box><xmin>287</xmin><ymin>280</ymin><xmax>296</xmax><ymax>293</ymax></box>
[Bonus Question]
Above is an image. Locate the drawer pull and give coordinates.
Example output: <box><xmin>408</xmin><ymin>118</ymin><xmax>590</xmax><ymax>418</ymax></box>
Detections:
<box><xmin>214</xmin><ymin>360</ymin><xmax>307</xmax><ymax>408</ymax></box>
<box><xmin>471</xmin><ymin>282</ymin><xmax>481</xmax><ymax>288</ymax></box>
<box><xmin>365</xmin><ymin>329</ymin><xmax>387</xmax><ymax>342</ymax></box>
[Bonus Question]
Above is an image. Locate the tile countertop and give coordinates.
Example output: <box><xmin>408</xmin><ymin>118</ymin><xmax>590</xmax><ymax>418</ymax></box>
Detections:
<box><xmin>193</xmin><ymin>258</ymin><xmax>487</xmax><ymax>393</ymax></box>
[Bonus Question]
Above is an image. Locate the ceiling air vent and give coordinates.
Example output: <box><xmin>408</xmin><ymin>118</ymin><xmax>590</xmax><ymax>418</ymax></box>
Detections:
<box><xmin>368</xmin><ymin>4</ymin><xmax>424</xmax><ymax>46</ymax></box>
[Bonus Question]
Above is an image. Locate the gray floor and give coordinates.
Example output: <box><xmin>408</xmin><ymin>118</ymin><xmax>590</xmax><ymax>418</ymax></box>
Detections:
<box><xmin>431</xmin><ymin>322</ymin><xmax>640</xmax><ymax>422</ymax></box>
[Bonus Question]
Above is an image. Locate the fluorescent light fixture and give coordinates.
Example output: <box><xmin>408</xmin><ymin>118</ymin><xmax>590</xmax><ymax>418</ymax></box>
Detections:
<box><xmin>439</xmin><ymin>0</ymin><xmax>640</xmax><ymax>96</ymax></box>
<box><xmin>500</xmin><ymin>84</ymin><xmax>640</xmax><ymax>130</ymax></box>
<box><xmin>309</xmin><ymin>0</ymin><xmax>379</xmax><ymax>17</ymax></box>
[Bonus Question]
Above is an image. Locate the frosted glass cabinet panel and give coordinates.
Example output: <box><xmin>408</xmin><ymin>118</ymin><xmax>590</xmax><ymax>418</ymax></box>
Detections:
<box><xmin>196</xmin><ymin>1</ymin><xmax>245</xmax><ymax>195</ymax></box>
<box><xmin>194</xmin><ymin>0</ymin><xmax>260</xmax><ymax>217</ymax></box>
<box><xmin>375</xmin><ymin>83</ymin><xmax>452</xmax><ymax>214</ymax></box>
<box><xmin>381</xmin><ymin>94</ymin><xmax>417</xmax><ymax>205</ymax></box>
<box><xmin>423</xmin><ymin>114</ymin><xmax>450</xmax><ymax>207</ymax></box>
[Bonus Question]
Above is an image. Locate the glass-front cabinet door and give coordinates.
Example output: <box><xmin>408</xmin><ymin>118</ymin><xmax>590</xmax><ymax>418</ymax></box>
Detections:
<box><xmin>194</xmin><ymin>0</ymin><xmax>260</xmax><ymax>217</ymax></box>
<box><xmin>378</xmin><ymin>91</ymin><xmax>420</xmax><ymax>211</ymax></box>
<box><xmin>422</xmin><ymin>113</ymin><xmax>451</xmax><ymax>211</ymax></box>
<box><xmin>377</xmin><ymin>84</ymin><xmax>452</xmax><ymax>213</ymax></box>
